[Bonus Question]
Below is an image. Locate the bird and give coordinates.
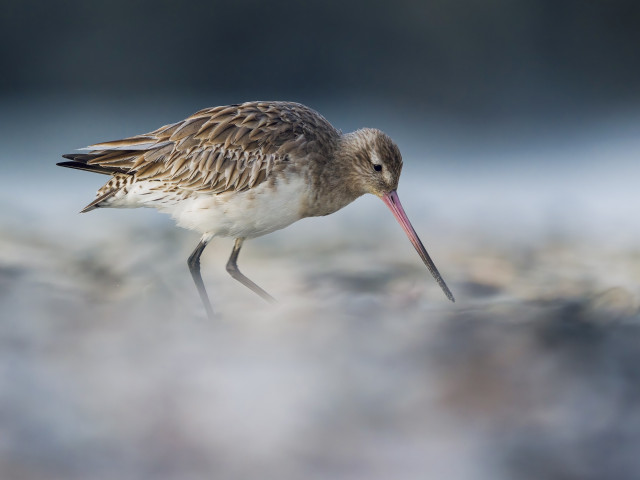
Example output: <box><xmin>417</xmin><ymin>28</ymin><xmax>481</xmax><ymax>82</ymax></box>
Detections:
<box><xmin>58</xmin><ymin>101</ymin><xmax>454</xmax><ymax>318</ymax></box>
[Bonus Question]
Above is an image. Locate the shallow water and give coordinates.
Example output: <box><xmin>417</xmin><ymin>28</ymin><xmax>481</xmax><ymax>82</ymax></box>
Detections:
<box><xmin>2</xmin><ymin>95</ymin><xmax>640</xmax><ymax>479</ymax></box>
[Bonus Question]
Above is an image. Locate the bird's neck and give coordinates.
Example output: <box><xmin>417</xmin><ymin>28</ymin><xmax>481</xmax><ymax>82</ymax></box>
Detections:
<box><xmin>303</xmin><ymin>134</ymin><xmax>366</xmax><ymax>217</ymax></box>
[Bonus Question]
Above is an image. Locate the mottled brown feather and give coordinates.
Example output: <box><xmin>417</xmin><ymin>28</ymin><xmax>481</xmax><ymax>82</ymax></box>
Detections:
<box><xmin>72</xmin><ymin>101</ymin><xmax>339</xmax><ymax>203</ymax></box>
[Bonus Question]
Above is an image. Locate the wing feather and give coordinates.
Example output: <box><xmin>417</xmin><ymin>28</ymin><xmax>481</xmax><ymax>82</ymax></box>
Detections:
<box><xmin>170</xmin><ymin>117</ymin><xmax>209</xmax><ymax>141</ymax></box>
<box><xmin>61</xmin><ymin>101</ymin><xmax>340</xmax><ymax>199</ymax></box>
<box><xmin>141</xmin><ymin>143</ymin><xmax>173</xmax><ymax>163</ymax></box>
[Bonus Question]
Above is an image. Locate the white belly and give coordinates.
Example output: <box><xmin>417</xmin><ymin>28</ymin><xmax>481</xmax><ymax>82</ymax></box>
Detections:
<box><xmin>154</xmin><ymin>176</ymin><xmax>309</xmax><ymax>239</ymax></box>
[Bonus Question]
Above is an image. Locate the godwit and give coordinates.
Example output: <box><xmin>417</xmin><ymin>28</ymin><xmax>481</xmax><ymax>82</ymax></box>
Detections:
<box><xmin>58</xmin><ymin>101</ymin><xmax>454</xmax><ymax>318</ymax></box>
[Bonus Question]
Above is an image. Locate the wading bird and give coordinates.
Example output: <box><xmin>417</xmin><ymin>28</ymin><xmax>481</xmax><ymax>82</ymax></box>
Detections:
<box><xmin>58</xmin><ymin>101</ymin><xmax>454</xmax><ymax>318</ymax></box>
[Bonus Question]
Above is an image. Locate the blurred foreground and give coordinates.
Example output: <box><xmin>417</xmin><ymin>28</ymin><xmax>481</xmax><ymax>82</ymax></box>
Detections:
<box><xmin>1</xmin><ymin>97</ymin><xmax>640</xmax><ymax>479</ymax></box>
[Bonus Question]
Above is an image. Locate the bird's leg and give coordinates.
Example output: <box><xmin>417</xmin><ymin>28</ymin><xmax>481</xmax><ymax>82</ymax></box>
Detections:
<box><xmin>187</xmin><ymin>238</ymin><xmax>216</xmax><ymax>319</ymax></box>
<box><xmin>226</xmin><ymin>238</ymin><xmax>276</xmax><ymax>303</ymax></box>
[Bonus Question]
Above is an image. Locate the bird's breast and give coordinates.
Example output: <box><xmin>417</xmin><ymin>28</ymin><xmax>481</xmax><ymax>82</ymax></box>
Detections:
<box><xmin>160</xmin><ymin>172</ymin><xmax>312</xmax><ymax>238</ymax></box>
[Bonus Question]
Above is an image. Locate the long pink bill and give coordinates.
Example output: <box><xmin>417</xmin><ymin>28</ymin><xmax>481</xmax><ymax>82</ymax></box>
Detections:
<box><xmin>381</xmin><ymin>190</ymin><xmax>455</xmax><ymax>302</ymax></box>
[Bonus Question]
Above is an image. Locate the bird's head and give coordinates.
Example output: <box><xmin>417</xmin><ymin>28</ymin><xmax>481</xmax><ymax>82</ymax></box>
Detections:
<box><xmin>341</xmin><ymin>128</ymin><xmax>403</xmax><ymax>197</ymax></box>
<box><xmin>340</xmin><ymin>128</ymin><xmax>455</xmax><ymax>303</ymax></box>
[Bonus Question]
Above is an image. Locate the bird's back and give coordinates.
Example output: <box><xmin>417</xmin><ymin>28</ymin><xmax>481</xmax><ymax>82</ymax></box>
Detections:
<box><xmin>59</xmin><ymin>101</ymin><xmax>341</xmax><ymax>212</ymax></box>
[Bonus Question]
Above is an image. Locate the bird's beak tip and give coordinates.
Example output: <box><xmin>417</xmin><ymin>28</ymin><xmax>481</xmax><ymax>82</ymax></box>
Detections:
<box><xmin>380</xmin><ymin>189</ymin><xmax>455</xmax><ymax>303</ymax></box>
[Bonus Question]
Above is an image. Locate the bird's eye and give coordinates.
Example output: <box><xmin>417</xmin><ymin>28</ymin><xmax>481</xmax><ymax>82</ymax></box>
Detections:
<box><xmin>373</xmin><ymin>164</ymin><xmax>382</xmax><ymax>172</ymax></box>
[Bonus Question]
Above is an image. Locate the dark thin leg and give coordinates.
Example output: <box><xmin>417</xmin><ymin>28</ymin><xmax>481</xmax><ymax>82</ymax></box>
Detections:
<box><xmin>226</xmin><ymin>238</ymin><xmax>276</xmax><ymax>303</ymax></box>
<box><xmin>188</xmin><ymin>238</ymin><xmax>216</xmax><ymax>319</ymax></box>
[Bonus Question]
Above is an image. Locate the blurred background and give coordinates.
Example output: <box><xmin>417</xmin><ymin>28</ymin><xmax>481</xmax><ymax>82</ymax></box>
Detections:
<box><xmin>2</xmin><ymin>1</ymin><xmax>640</xmax><ymax>479</ymax></box>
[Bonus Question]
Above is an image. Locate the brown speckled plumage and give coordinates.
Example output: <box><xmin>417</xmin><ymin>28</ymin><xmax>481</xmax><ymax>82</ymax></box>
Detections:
<box><xmin>61</xmin><ymin>101</ymin><xmax>340</xmax><ymax>211</ymax></box>
<box><xmin>58</xmin><ymin>101</ymin><xmax>453</xmax><ymax>318</ymax></box>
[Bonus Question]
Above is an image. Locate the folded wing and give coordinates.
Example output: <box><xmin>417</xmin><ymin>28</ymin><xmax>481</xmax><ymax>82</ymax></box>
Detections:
<box><xmin>59</xmin><ymin>101</ymin><xmax>339</xmax><ymax>209</ymax></box>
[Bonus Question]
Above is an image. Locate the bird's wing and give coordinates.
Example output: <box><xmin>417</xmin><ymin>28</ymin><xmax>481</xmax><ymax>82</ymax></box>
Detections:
<box><xmin>61</xmin><ymin>101</ymin><xmax>339</xmax><ymax>195</ymax></box>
